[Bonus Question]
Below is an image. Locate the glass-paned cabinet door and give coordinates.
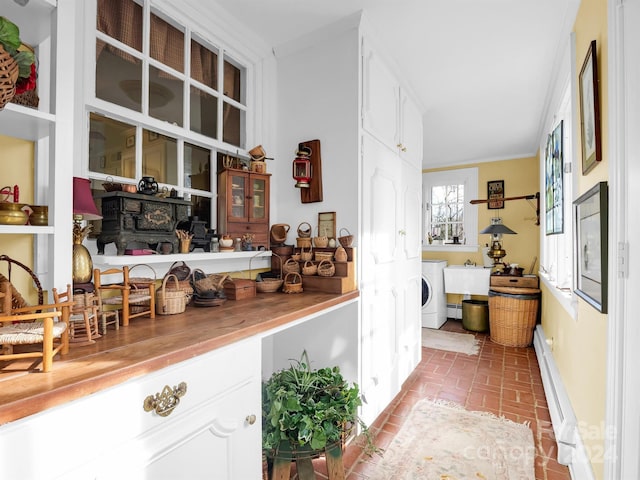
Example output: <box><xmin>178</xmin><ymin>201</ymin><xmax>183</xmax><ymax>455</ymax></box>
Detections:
<box><xmin>228</xmin><ymin>172</ymin><xmax>247</xmax><ymax>221</ymax></box>
<box><xmin>250</xmin><ymin>175</ymin><xmax>268</xmax><ymax>222</ymax></box>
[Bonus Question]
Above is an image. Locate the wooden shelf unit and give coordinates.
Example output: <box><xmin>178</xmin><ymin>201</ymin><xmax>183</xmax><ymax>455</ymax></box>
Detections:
<box><xmin>291</xmin><ymin>247</ymin><xmax>357</xmax><ymax>294</ymax></box>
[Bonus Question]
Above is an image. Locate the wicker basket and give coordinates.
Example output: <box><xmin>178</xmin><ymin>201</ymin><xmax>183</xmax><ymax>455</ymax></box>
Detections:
<box><xmin>192</xmin><ymin>268</ymin><xmax>229</xmax><ymax>296</ymax></box>
<box><xmin>252</xmin><ymin>251</ymin><xmax>283</xmax><ymax>293</ymax></box>
<box><xmin>282</xmin><ymin>258</ymin><xmax>300</xmax><ymax>275</ymax></box>
<box><xmin>317</xmin><ymin>259</ymin><xmax>335</xmax><ymax>277</ymax></box>
<box><xmin>0</xmin><ymin>46</ymin><xmax>18</xmax><ymax>110</ymax></box>
<box><xmin>156</xmin><ymin>274</ymin><xmax>187</xmax><ymax>315</ymax></box>
<box><xmin>296</xmin><ymin>237</ymin><xmax>312</xmax><ymax>248</ymax></box>
<box><xmin>297</xmin><ymin>222</ymin><xmax>312</xmax><ymax>238</ymax></box>
<box><xmin>314</xmin><ymin>251</ymin><xmax>333</xmax><ymax>262</ymax></box>
<box><xmin>129</xmin><ymin>264</ymin><xmax>157</xmax><ymax>313</ymax></box>
<box><xmin>488</xmin><ymin>287</ymin><xmax>541</xmax><ymax>347</ymax></box>
<box><xmin>283</xmin><ymin>272</ymin><xmax>303</xmax><ymax>294</ymax></box>
<box><xmin>167</xmin><ymin>261</ymin><xmax>193</xmax><ymax>297</ymax></box>
<box><xmin>302</xmin><ymin>261</ymin><xmax>317</xmax><ymax>276</ymax></box>
<box><xmin>338</xmin><ymin>228</ymin><xmax>354</xmax><ymax>247</ymax></box>
<box><xmin>313</xmin><ymin>227</ymin><xmax>328</xmax><ymax>248</ymax></box>
<box><xmin>300</xmin><ymin>246</ymin><xmax>313</xmax><ymax>262</ymax></box>
<box><xmin>9</xmin><ymin>44</ymin><xmax>38</xmax><ymax>108</ymax></box>
<box><xmin>334</xmin><ymin>246</ymin><xmax>348</xmax><ymax>262</ymax></box>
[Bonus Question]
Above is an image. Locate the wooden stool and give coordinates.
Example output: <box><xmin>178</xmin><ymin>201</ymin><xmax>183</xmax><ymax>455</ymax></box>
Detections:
<box><xmin>269</xmin><ymin>442</ymin><xmax>345</xmax><ymax>480</ymax></box>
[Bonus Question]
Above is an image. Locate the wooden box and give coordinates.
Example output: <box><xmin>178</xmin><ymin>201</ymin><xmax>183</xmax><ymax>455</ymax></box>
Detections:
<box><xmin>490</xmin><ymin>274</ymin><xmax>538</xmax><ymax>289</ymax></box>
<box><xmin>223</xmin><ymin>279</ymin><xmax>256</xmax><ymax>300</ymax></box>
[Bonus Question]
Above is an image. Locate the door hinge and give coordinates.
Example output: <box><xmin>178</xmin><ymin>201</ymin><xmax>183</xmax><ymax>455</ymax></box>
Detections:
<box><xmin>618</xmin><ymin>241</ymin><xmax>629</xmax><ymax>278</ymax></box>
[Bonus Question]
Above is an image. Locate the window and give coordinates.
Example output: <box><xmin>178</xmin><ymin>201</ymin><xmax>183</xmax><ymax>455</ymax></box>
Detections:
<box><xmin>540</xmin><ymin>85</ymin><xmax>573</xmax><ymax>293</ymax></box>
<box><xmin>423</xmin><ymin>167</ymin><xmax>478</xmax><ymax>248</ymax></box>
<box><xmin>89</xmin><ymin>0</ymin><xmax>252</xmax><ymax>230</ymax></box>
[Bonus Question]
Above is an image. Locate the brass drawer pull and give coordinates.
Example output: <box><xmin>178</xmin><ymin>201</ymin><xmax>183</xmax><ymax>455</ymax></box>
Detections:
<box><xmin>143</xmin><ymin>382</ymin><xmax>187</xmax><ymax>417</ymax></box>
<box><xmin>246</xmin><ymin>414</ymin><xmax>257</xmax><ymax>425</ymax></box>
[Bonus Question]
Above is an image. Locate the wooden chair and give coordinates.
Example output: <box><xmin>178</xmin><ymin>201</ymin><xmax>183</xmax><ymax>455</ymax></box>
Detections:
<box><xmin>93</xmin><ymin>285</ymin><xmax>120</xmax><ymax>334</ymax></box>
<box><xmin>93</xmin><ymin>266</ymin><xmax>156</xmax><ymax>327</ymax></box>
<box><xmin>0</xmin><ymin>280</ymin><xmax>71</xmax><ymax>372</ymax></box>
<box><xmin>53</xmin><ymin>285</ymin><xmax>101</xmax><ymax>345</ymax></box>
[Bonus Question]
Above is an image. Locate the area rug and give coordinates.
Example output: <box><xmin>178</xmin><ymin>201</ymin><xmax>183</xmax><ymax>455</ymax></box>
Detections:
<box><xmin>422</xmin><ymin>328</ymin><xmax>480</xmax><ymax>355</ymax></box>
<box><xmin>368</xmin><ymin>399</ymin><xmax>535</xmax><ymax>480</ymax></box>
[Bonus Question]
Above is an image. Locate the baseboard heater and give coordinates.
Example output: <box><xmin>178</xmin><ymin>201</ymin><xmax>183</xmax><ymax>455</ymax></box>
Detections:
<box><xmin>533</xmin><ymin>325</ymin><xmax>577</xmax><ymax>465</ymax></box>
<box><xmin>447</xmin><ymin>303</ymin><xmax>462</xmax><ymax>320</ymax></box>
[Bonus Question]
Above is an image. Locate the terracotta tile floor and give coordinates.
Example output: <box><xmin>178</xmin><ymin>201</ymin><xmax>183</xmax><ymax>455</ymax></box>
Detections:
<box><xmin>293</xmin><ymin>319</ymin><xmax>572</xmax><ymax>480</ymax></box>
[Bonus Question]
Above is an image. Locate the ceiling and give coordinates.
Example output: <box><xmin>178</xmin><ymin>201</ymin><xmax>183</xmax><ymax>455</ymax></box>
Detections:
<box><xmin>211</xmin><ymin>0</ymin><xmax>580</xmax><ymax>168</ymax></box>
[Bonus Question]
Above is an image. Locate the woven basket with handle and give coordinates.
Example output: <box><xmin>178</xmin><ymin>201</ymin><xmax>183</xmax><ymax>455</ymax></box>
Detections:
<box><xmin>0</xmin><ymin>46</ymin><xmax>18</xmax><ymax>110</ymax></box>
<box><xmin>252</xmin><ymin>251</ymin><xmax>283</xmax><ymax>293</ymax></box>
<box><xmin>317</xmin><ymin>259</ymin><xmax>335</xmax><ymax>277</ymax></box>
<box><xmin>156</xmin><ymin>274</ymin><xmax>188</xmax><ymax>315</ymax></box>
<box><xmin>283</xmin><ymin>272</ymin><xmax>303</xmax><ymax>294</ymax></box>
<box><xmin>302</xmin><ymin>261</ymin><xmax>317</xmax><ymax>276</ymax></box>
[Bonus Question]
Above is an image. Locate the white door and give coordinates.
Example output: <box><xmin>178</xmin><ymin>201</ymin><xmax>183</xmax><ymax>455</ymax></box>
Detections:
<box><xmin>360</xmin><ymin>133</ymin><xmax>401</xmax><ymax>425</ymax></box>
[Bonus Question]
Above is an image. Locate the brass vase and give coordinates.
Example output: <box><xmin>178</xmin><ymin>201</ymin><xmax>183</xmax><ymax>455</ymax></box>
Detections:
<box><xmin>72</xmin><ymin>220</ymin><xmax>94</xmax><ymax>284</ymax></box>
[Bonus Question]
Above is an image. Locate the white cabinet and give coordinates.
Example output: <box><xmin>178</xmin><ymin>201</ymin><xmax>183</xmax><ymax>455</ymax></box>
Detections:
<box><xmin>0</xmin><ymin>0</ymin><xmax>75</xmax><ymax>289</ymax></box>
<box><xmin>360</xmin><ymin>39</ymin><xmax>423</xmax><ymax>426</ymax></box>
<box><xmin>359</xmin><ymin>132</ymin><xmax>422</xmax><ymax>426</ymax></box>
<box><xmin>362</xmin><ymin>39</ymin><xmax>423</xmax><ymax>166</ymax></box>
<box><xmin>0</xmin><ymin>339</ymin><xmax>262</xmax><ymax>480</ymax></box>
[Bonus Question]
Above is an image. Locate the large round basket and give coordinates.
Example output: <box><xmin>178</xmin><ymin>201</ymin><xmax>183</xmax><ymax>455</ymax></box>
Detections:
<box><xmin>156</xmin><ymin>274</ymin><xmax>188</xmax><ymax>315</ymax></box>
<box><xmin>283</xmin><ymin>272</ymin><xmax>303</xmax><ymax>294</ymax></box>
<box><xmin>488</xmin><ymin>287</ymin><xmax>541</xmax><ymax>347</ymax></box>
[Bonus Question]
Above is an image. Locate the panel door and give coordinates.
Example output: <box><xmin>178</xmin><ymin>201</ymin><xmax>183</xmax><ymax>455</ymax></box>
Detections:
<box><xmin>399</xmin><ymin>90</ymin><xmax>424</xmax><ymax>170</ymax></box>
<box><xmin>360</xmin><ymin>133</ymin><xmax>402</xmax><ymax>426</ymax></box>
<box><xmin>362</xmin><ymin>41</ymin><xmax>400</xmax><ymax>153</ymax></box>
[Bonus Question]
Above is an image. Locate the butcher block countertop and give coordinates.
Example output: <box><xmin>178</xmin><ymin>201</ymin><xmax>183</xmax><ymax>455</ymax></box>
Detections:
<box><xmin>0</xmin><ymin>290</ymin><xmax>359</xmax><ymax>425</ymax></box>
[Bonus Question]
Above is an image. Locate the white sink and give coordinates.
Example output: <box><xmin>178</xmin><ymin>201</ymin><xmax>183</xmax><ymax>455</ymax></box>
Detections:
<box><xmin>443</xmin><ymin>265</ymin><xmax>491</xmax><ymax>296</ymax></box>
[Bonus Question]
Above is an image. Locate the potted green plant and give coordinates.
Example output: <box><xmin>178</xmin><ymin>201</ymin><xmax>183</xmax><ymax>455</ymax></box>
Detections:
<box><xmin>0</xmin><ymin>16</ymin><xmax>37</xmax><ymax>108</ymax></box>
<box><xmin>262</xmin><ymin>351</ymin><xmax>378</xmax><ymax>473</ymax></box>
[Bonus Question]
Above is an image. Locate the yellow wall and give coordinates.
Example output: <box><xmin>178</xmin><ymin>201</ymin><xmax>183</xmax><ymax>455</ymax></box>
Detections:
<box><xmin>422</xmin><ymin>156</ymin><xmax>540</xmax><ymax>267</ymax></box>
<box><xmin>0</xmin><ymin>135</ymin><xmax>37</xmax><ymax>304</ymax></box>
<box><xmin>543</xmin><ymin>0</ymin><xmax>609</xmax><ymax>478</ymax></box>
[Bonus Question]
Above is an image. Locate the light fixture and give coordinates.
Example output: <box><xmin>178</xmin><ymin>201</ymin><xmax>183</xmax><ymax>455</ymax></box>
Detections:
<box><xmin>72</xmin><ymin>177</ymin><xmax>102</xmax><ymax>285</ymax></box>
<box><xmin>292</xmin><ymin>147</ymin><xmax>312</xmax><ymax>188</ymax></box>
<box><xmin>479</xmin><ymin>217</ymin><xmax>517</xmax><ymax>268</ymax></box>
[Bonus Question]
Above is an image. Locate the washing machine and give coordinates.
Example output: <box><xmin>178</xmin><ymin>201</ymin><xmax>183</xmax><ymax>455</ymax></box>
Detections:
<box><xmin>422</xmin><ymin>260</ymin><xmax>447</xmax><ymax>329</ymax></box>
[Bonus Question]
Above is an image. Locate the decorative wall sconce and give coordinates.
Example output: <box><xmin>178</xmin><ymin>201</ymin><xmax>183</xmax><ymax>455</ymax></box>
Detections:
<box><xmin>292</xmin><ymin>146</ymin><xmax>312</xmax><ymax>188</ymax></box>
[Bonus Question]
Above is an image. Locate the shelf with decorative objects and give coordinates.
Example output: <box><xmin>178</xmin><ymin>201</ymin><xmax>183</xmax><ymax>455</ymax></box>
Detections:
<box><xmin>285</xmin><ymin>247</ymin><xmax>357</xmax><ymax>294</ymax></box>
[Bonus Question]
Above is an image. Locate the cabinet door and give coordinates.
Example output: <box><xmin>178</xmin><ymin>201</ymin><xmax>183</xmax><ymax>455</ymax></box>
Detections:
<box><xmin>249</xmin><ymin>174</ymin><xmax>269</xmax><ymax>224</ymax></box>
<box><xmin>362</xmin><ymin>42</ymin><xmax>400</xmax><ymax>152</ymax></box>
<box><xmin>227</xmin><ymin>171</ymin><xmax>249</xmax><ymax>222</ymax></box>
<box><xmin>129</xmin><ymin>381</ymin><xmax>260</xmax><ymax>480</ymax></box>
<box><xmin>359</xmin><ymin>133</ymin><xmax>402</xmax><ymax>426</ymax></box>
<box><xmin>399</xmin><ymin>90</ymin><xmax>424</xmax><ymax>170</ymax></box>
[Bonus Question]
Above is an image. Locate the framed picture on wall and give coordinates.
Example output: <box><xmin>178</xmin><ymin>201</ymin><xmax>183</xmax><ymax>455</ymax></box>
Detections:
<box><xmin>574</xmin><ymin>181</ymin><xmax>608</xmax><ymax>313</ymax></box>
<box><xmin>579</xmin><ymin>40</ymin><xmax>602</xmax><ymax>175</ymax></box>
<box><xmin>545</xmin><ymin>121</ymin><xmax>564</xmax><ymax>235</ymax></box>
<box><xmin>487</xmin><ymin>180</ymin><xmax>504</xmax><ymax>209</ymax></box>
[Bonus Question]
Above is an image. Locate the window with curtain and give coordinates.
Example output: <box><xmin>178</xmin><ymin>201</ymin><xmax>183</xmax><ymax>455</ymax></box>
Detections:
<box><xmin>90</xmin><ymin>0</ymin><xmax>251</xmax><ymax>231</ymax></box>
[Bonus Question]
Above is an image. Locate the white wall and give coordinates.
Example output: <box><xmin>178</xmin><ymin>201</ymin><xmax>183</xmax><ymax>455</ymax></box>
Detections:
<box><xmin>271</xmin><ymin>22</ymin><xmax>361</xmax><ymax>238</ymax></box>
